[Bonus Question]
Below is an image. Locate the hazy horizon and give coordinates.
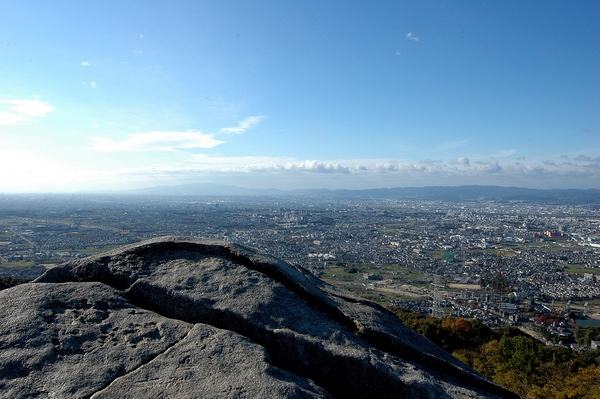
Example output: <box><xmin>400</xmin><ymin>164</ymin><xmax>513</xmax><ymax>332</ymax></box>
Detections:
<box><xmin>1</xmin><ymin>1</ymin><xmax>598</xmax><ymax>193</ymax></box>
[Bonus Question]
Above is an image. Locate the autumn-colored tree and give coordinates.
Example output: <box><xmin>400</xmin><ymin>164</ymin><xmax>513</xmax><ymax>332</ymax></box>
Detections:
<box><xmin>528</xmin><ymin>365</ymin><xmax>600</xmax><ymax>399</ymax></box>
<box><xmin>390</xmin><ymin>307</ymin><xmax>600</xmax><ymax>398</ymax></box>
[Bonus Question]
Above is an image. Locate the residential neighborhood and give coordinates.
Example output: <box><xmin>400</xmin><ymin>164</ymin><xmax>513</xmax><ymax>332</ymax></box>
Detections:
<box><xmin>1</xmin><ymin>193</ymin><xmax>599</xmax><ymax>349</ymax></box>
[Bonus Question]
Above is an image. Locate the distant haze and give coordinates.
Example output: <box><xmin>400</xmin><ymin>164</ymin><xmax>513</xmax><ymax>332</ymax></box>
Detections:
<box><xmin>117</xmin><ymin>184</ymin><xmax>600</xmax><ymax>205</ymax></box>
<box><xmin>0</xmin><ymin>2</ymin><xmax>598</xmax><ymax>193</ymax></box>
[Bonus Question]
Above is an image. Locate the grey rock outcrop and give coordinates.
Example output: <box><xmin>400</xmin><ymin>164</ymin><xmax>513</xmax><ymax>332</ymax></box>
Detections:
<box><xmin>0</xmin><ymin>236</ymin><xmax>518</xmax><ymax>398</ymax></box>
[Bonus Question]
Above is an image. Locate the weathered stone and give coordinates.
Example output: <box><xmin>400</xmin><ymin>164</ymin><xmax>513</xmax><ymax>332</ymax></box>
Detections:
<box><xmin>0</xmin><ymin>236</ymin><xmax>519</xmax><ymax>398</ymax></box>
<box><xmin>92</xmin><ymin>324</ymin><xmax>331</xmax><ymax>399</ymax></box>
<box><xmin>0</xmin><ymin>282</ymin><xmax>191</xmax><ymax>398</ymax></box>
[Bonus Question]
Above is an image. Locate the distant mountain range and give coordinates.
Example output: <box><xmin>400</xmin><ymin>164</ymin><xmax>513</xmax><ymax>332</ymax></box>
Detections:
<box><xmin>120</xmin><ymin>184</ymin><xmax>600</xmax><ymax>204</ymax></box>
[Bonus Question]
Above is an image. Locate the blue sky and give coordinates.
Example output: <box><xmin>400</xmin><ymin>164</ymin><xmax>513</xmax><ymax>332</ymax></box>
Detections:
<box><xmin>1</xmin><ymin>1</ymin><xmax>598</xmax><ymax>192</ymax></box>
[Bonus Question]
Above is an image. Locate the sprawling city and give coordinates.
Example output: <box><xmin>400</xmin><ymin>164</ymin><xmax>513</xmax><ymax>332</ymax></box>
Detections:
<box><xmin>2</xmin><ymin>191</ymin><xmax>599</xmax><ymax>351</ymax></box>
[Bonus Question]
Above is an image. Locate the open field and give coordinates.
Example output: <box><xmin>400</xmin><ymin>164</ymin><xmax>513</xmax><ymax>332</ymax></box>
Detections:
<box><xmin>78</xmin><ymin>246</ymin><xmax>119</xmax><ymax>255</ymax></box>
<box><xmin>520</xmin><ymin>242</ymin><xmax>589</xmax><ymax>252</ymax></box>
<box><xmin>563</xmin><ymin>263</ymin><xmax>600</xmax><ymax>276</ymax></box>
<box><xmin>0</xmin><ymin>261</ymin><xmax>35</xmax><ymax>268</ymax></box>
<box><xmin>321</xmin><ymin>262</ymin><xmax>429</xmax><ymax>306</ymax></box>
<box><xmin>447</xmin><ymin>283</ymin><xmax>481</xmax><ymax>290</ymax></box>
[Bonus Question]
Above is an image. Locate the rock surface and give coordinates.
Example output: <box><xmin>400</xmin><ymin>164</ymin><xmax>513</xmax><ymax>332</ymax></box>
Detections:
<box><xmin>0</xmin><ymin>236</ymin><xmax>518</xmax><ymax>398</ymax></box>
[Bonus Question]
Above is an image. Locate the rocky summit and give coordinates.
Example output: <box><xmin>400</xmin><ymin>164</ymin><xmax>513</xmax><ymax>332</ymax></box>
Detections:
<box><xmin>0</xmin><ymin>236</ymin><xmax>518</xmax><ymax>398</ymax></box>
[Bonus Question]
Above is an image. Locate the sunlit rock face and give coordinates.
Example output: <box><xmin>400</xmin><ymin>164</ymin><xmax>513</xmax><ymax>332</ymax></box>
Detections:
<box><xmin>1</xmin><ymin>236</ymin><xmax>518</xmax><ymax>398</ymax></box>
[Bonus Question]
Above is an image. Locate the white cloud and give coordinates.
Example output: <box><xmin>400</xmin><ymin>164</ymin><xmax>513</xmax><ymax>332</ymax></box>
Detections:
<box><xmin>82</xmin><ymin>62</ymin><xmax>89</xmax><ymax>66</ymax></box>
<box><xmin>371</xmin><ymin>161</ymin><xmax>429</xmax><ymax>173</ymax></box>
<box><xmin>405</xmin><ymin>32</ymin><xmax>419</xmax><ymax>41</ymax></box>
<box><xmin>456</xmin><ymin>157</ymin><xmax>470</xmax><ymax>166</ymax></box>
<box><xmin>91</xmin><ymin>82</ymin><xmax>97</xmax><ymax>88</ymax></box>
<box><xmin>0</xmin><ymin>99</ymin><xmax>54</xmax><ymax>116</ymax></box>
<box><xmin>140</xmin><ymin>34</ymin><xmax>144</xmax><ymax>39</ymax></box>
<box><xmin>220</xmin><ymin>116</ymin><xmax>264</xmax><ymax>134</ymax></box>
<box><xmin>575</xmin><ymin>155</ymin><xmax>592</xmax><ymax>162</ymax></box>
<box><xmin>87</xmin><ymin>131</ymin><xmax>225</xmax><ymax>152</ymax></box>
<box><xmin>474</xmin><ymin>160</ymin><xmax>501</xmax><ymax>173</ymax></box>
<box><xmin>373</xmin><ymin>162</ymin><xmax>400</xmax><ymax>172</ymax></box>
<box><xmin>0</xmin><ymin>112</ymin><xmax>31</xmax><ymax>125</ymax></box>
<box><xmin>518</xmin><ymin>165</ymin><xmax>545</xmax><ymax>174</ymax></box>
<box><xmin>395</xmin><ymin>52</ymin><xmax>402</xmax><ymax>56</ymax></box>
<box><xmin>280</xmin><ymin>160</ymin><xmax>350</xmax><ymax>174</ymax></box>
<box><xmin>0</xmin><ymin>99</ymin><xmax>54</xmax><ymax>125</ymax></box>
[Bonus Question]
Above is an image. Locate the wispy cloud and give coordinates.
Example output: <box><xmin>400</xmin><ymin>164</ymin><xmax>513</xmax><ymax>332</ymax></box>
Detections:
<box><xmin>220</xmin><ymin>116</ymin><xmax>264</xmax><ymax>134</ymax></box>
<box><xmin>82</xmin><ymin>62</ymin><xmax>89</xmax><ymax>66</ymax></box>
<box><xmin>91</xmin><ymin>82</ymin><xmax>97</xmax><ymax>88</ymax></box>
<box><xmin>495</xmin><ymin>149</ymin><xmax>516</xmax><ymax>157</ymax></box>
<box><xmin>405</xmin><ymin>32</ymin><xmax>419</xmax><ymax>42</ymax></box>
<box><xmin>87</xmin><ymin>131</ymin><xmax>225</xmax><ymax>152</ymax></box>
<box><xmin>0</xmin><ymin>99</ymin><xmax>54</xmax><ymax>125</ymax></box>
<box><xmin>440</xmin><ymin>140</ymin><xmax>468</xmax><ymax>150</ymax></box>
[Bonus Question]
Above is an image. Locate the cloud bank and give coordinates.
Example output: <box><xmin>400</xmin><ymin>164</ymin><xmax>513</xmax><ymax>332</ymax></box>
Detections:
<box><xmin>248</xmin><ymin>160</ymin><xmax>350</xmax><ymax>174</ymax></box>
<box><xmin>7</xmin><ymin>152</ymin><xmax>597</xmax><ymax>192</ymax></box>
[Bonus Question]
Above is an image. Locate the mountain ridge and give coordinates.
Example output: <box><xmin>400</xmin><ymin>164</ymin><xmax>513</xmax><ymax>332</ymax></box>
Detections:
<box><xmin>116</xmin><ymin>183</ymin><xmax>600</xmax><ymax>204</ymax></box>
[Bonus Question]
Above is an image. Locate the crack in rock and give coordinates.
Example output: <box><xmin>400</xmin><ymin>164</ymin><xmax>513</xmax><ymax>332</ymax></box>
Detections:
<box><xmin>89</xmin><ymin>323</ymin><xmax>196</xmax><ymax>398</ymax></box>
<box><xmin>90</xmin><ymin>323</ymin><xmax>332</xmax><ymax>399</ymax></box>
<box><xmin>0</xmin><ymin>282</ymin><xmax>191</xmax><ymax>399</ymax></box>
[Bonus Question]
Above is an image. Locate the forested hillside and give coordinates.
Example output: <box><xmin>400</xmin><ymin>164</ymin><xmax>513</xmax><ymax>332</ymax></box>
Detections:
<box><xmin>391</xmin><ymin>308</ymin><xmax>600</xmax><ymax>398</ymax></box>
